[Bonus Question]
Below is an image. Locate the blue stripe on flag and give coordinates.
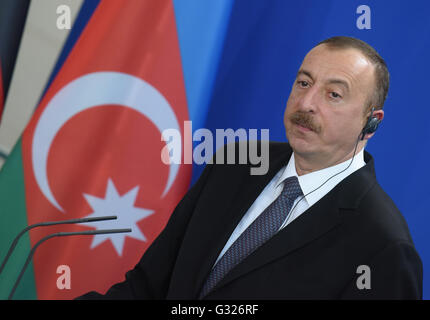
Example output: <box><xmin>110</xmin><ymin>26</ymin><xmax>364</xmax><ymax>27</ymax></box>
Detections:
<box><xmin>173</xmin><ymin>0</ymin><xmax>234</xmax><ymax>185</ymax></box>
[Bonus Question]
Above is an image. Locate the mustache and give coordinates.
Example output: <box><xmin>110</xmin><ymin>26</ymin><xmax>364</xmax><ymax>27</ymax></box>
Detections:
<box><xmin>289</xmin><ymin>111</ymin><xmax>321</xmax><ymax>133</ymax></box>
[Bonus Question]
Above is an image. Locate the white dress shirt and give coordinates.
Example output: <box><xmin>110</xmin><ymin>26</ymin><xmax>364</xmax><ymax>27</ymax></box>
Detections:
<box><xmin>213</xmin><ymin>148</ymin><xmax>366</xmax><ymax>266</ymax></box>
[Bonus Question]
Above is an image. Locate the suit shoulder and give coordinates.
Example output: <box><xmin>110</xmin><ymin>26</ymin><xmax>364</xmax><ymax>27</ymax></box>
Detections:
<box><xmin>357</xmin><ymin>182</ymin><xmax>414</xmax><ymax>244</ymax></box>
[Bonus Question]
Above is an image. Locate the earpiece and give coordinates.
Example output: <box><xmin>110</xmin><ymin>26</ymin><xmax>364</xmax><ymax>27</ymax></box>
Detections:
<box><xmin>361</xmin><ymin>107</ymin><xmax>381</xmax><ymax>140</ymax></box>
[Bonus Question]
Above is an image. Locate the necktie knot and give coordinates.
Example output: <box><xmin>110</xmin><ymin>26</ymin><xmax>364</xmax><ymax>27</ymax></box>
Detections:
<box><xmin>280</xmin><ymin>176</ymin><xmax>303</xmax><ymax>202</ymax></box>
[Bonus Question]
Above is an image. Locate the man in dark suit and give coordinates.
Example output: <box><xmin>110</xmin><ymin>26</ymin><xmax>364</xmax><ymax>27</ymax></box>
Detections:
<box><xmin>79</xmin><ymin>36</ymin><xmax>423</xmax><ymax>299</ymax></box>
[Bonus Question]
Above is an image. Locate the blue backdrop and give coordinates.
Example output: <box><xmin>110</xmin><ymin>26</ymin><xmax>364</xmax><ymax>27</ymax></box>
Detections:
<box><xmin>173</xmin><ymin>0</ymin><xmax>430</xmax><ymax>299</ymax></box>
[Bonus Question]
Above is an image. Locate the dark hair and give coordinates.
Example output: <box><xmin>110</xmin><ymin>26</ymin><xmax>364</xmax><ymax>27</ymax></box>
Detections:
<box><xmin>316</xmin><ymin>36</ymin><xmax>390</xmax><ymax>114</ymax></box>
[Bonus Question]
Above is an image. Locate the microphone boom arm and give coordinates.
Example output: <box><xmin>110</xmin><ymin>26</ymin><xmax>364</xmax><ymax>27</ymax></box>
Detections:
<box><xmin>0</xmin><ymin>215</ymin><xmax>117</xmax><ymax>275</ymax></box>
<box><xmin>8</xmin><ymin>228</ymin><xmax>132</xmax><ymax>300</ymax></box>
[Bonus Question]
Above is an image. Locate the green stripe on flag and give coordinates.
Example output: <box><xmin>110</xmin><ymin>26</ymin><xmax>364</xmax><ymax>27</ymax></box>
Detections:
<box><xmin>0</xmin><ymin>138</ymin><xmax>37</xmax><ymax>300</ymax></box>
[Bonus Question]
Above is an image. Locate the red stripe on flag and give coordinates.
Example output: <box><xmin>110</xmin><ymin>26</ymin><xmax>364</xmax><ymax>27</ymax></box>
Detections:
<box><xmin>22</xmin><ymin>0</ymin><xmax>191</xmax><ymax>299</ymax></box>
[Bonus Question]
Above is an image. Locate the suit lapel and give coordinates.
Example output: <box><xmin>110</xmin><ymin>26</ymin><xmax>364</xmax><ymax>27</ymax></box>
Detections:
<box><xmin>208</xmin><ymin>148</ymin><xmax>377</xmax><ymax>296</ymax></box>
<box><xmin>213</xmin><ymin>186</ymin><xmax>345</xmax><ymax>293</ymax></box>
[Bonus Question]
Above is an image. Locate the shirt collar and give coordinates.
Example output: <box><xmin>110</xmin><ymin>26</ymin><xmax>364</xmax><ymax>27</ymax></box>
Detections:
<box><xmin>275</xmin><ymin>148</ymin><xmax>366</xmax><ymax>208</ymax></box>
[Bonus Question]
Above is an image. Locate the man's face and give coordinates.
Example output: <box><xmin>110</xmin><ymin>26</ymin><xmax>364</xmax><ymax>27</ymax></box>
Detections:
<box><xmin>284</xmin><ymin>44</ymin><xmax>376</xmax><ymax>165</ymax></box>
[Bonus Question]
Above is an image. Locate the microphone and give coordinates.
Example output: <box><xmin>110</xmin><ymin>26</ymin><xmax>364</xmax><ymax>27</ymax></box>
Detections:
<box><xmin>8</xmin><ymin>228</ymin><xmax>132</xmax><ymax>300</ymax></box>
<box><xmin>0</xmin><ymin>215</ymin><xmax>118</xmax><ymax>275</ymax></box>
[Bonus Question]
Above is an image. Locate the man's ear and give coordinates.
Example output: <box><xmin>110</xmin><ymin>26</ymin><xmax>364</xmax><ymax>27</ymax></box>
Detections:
<box><xmin>374</xmin><ymin>108</ymin><xmax>384</xmax><ymax>121</ymax></box>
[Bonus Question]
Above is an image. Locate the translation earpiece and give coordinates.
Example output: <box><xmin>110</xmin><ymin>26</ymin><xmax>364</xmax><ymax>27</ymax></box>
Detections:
<box><xmin>361</xmin><ymin>107</ymin><xmax>381</xmax><ymax>140</ymax></box>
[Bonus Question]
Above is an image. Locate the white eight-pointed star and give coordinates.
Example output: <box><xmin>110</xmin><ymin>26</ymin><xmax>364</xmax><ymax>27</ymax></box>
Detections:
<box><xmin>81</xmin><ymin>179</ymin><xmax>154</xmax><ymax>256</ymax></box>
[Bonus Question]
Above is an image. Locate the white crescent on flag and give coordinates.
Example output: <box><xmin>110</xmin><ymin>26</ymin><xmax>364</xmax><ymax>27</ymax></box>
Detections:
<box><xmin>32</xmin><ymin>71</ymin><xmax>181</xmax><ymax>213</ymax></box>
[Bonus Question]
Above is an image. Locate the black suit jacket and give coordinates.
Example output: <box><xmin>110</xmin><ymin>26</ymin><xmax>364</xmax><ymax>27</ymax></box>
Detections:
<box><xmin>80</xmin><ymin>142</ymin><xmax>423</xmax><ymax>299</ymax></box>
